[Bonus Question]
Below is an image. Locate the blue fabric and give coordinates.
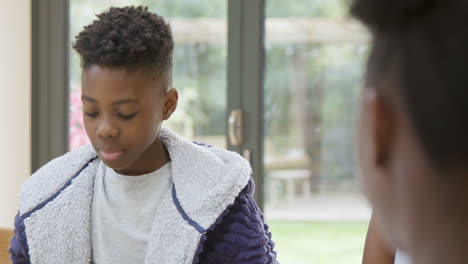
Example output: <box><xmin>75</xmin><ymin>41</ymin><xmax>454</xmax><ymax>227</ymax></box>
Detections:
<box><xmin>9</xmin><ymin>213</ymin><xmax>30</xmax><ymax>264</ymax></box>
<box><xmin>193</xmin><ymin>179</ymin><xmax>278</xmax><ymax>264</ymax></box>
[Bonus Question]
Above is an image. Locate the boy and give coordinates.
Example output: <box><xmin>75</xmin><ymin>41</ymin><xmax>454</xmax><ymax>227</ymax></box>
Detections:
<box><xmin>10</xmin><ymin>6</ymin><xmax>277</xmax><ymax>264</ymax></box>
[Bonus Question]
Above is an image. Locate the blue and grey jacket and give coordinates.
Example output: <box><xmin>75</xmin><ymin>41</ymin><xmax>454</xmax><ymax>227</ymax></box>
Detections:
<box><xmin>9</xmin><ymin>128</ymin><xmax>277</xmax><ymax>264</ymax></box>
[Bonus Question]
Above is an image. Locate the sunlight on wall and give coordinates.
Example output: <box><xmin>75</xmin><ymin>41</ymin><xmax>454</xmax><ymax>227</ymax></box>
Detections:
<box><xmin>0</xmin><ymin>0</ymin><xmax>31</xmax><ymax>228</ymax></box>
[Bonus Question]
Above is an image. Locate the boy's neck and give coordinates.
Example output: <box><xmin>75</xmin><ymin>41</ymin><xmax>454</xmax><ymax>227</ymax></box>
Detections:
<box><xmin>413</xmin><ymin>228</ymin><xmax>468</xmax><ymax>264</ymax></box>
<box><xmin>115</xmin><ymin>136</ymin><xmax>170</xmax><ymax>176</ymax></box>
<box><xmin>412</xmin><ymin>187</ymin><xmax>468</xmax><ymax>264</ymax></box>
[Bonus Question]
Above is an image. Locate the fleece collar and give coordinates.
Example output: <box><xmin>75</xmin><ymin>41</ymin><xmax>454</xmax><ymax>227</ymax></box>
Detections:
<box><xmin>19</xmin><ymin>128</ymin><xmax>252</xmax><ymax>264</ymax></box>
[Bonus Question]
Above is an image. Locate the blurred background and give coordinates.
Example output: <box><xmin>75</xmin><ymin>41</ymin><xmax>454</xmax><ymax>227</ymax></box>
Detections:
<box><xmin>1</xmin><ymin>0</ymin><xmax>372</xmax><ymax>263</ymax></box>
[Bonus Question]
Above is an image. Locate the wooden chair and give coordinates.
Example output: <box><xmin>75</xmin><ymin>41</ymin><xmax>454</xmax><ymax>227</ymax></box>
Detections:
<box><xmin>0</xmin><ymin>227</ymin><xmax>13</xmax><ymax>264</ymax></box>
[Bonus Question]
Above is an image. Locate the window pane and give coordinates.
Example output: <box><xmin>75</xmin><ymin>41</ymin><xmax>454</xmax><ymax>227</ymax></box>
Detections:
<box><xmin>69</xmin><ymin>0</ymin><xmax>227</xmax><ymax>150</ymax></box>
<box><xmin>264</xmin><ymin>1</ymin><xmax>372</xmax><ymax>263</ymax></box>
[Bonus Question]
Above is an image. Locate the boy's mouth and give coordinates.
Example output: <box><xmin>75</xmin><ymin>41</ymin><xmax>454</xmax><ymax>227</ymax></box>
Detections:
<box><xmin>99</xmin><ymin>150</ymin><xmax>126</xmax><ymax>161</ymax></box>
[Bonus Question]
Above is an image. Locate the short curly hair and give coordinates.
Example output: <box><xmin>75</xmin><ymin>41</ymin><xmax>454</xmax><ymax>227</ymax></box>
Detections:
<box><xmin>73</xmin><ymin>6</ymin><xmax>173</xmax><ymax>79</ymax></box>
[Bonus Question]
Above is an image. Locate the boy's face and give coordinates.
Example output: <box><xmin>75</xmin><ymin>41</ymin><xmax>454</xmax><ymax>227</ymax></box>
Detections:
<box><xmin>81</xmin><ymin>65</ymin><xmax>177</xmax><ymax>174</ymax></box>
<box><xmin>358</xmin><ymin>87</ymin><xmax>435</xmax><ymax>253</ymax></box>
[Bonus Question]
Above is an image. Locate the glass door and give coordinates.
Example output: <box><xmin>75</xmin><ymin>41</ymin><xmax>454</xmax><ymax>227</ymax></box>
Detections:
<box><xmin>263</xmin><ymin>0</ymin><xmax>372</xmax><ymax>263</ymax></box>
<box><xmin>69</xmin><ymin>0</ymin><xmax>228</xmax><ymax>150</ymax></box>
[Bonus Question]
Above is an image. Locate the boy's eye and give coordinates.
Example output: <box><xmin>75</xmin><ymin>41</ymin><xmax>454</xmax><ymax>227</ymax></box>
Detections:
<box><xmin>118</xmin><ymin>112</ymin><xmax>138</xmax><ymax>120</ymax></box>
<box><xmin>85</xmin><ymin>112</ymin><xmax>99</xmax><ymax>118</ymax></box>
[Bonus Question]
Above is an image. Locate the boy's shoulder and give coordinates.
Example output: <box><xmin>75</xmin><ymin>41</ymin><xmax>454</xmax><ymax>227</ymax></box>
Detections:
<box><xmin>161</xmin><ymin>128</ymin><xmax>251</xmax><ymax>173</ymax></box>
<box><xmin>19</xmin><ymin>144</ymin><xmax>98</xmax><ymax>215</ymax></box>
<box><xmin>193</xmin><ymin>141</ymin><xmax>248</xmax><ymax>166</ymax></box>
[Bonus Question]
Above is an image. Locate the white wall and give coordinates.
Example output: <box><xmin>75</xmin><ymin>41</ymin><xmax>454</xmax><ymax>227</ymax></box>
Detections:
<box><xmin>0</xmin><ymin>0</ymin><xmax>31</xmax><ymax>228</ymax></box>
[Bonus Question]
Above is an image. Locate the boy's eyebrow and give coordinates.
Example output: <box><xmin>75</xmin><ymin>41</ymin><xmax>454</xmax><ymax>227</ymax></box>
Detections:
<box><xmin>112</xmin><ymin>99</ymin><xmax>140</xmax><ymax>105</ymax></box>
<box><xmin>81</xmin><ymin>96</ymin><xmax>139</xmax><ymax>105</ymax></box>
<box><xmin>82</xmin><ymin>95</ymin><xmax>96</xmax><ymax>102</ymax></box>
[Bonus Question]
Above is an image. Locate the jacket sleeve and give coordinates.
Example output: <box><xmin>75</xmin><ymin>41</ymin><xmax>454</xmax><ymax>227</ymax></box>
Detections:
<box><xmin>9</xmin><ymin>212</ymin><xmax>30</xmax><ymax>264</ymax></box>
<box><xmin>195</xmin><ymin>179</ymin><xmax>279</xmax><ymax>264</ymax></box>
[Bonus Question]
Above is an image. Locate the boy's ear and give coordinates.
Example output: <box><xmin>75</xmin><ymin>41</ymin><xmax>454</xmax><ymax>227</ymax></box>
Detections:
<box><xmin>163</xmin><ymin>88</ymin><xmax>178</xmax><ymax>120</ymax></box>
<box><xmin>367</xmin><ymin>89</ymin><xmax>395</xmax><ymax>167</ymax></box>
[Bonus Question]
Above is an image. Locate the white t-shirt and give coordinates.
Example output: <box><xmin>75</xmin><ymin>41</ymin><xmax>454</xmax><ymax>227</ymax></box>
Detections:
<box><xmin>91</xmin><ymin>161</ymin><xmax>172</xmax><ymax>264</ymax></box>
<box><xmin>395</xmin><ymin>250</ymin><xmax>412</xmax><ymax>264</ymax></box>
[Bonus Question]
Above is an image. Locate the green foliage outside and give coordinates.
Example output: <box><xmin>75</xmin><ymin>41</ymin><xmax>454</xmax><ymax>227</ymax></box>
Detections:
<box><xmin>268</xmin><ymin>221</ymin><xmax>368</xmax><ymax>264</ymax></box>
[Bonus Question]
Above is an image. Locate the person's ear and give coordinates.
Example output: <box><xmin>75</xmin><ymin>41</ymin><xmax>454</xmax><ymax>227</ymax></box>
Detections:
<box><xmin>163</xmin><ymin>88</ymin><xmax>178</xmax><ymax>120</ymax></box>
<box><xmin>364</xmin><ymin>88</ymin><xmax>395</xmax><ymax>167</ymax></box>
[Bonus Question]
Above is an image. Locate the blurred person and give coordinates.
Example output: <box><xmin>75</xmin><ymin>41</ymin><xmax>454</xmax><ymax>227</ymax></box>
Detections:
<box><xmin>352</xmin><ymin>0</ymin><xmax>468</xmax><ymax>263</ymax></box>
<box><xmin>363</xmin><ymin>214</ymin><xmax>411</xmax><ymax>264</ymax></box>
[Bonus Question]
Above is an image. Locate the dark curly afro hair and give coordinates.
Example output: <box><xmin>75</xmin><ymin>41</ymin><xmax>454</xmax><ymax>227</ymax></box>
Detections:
<box><xmin>73</xmin><ymin>6</ymin><xmax>173</xmax><ymax>76</ymax></box>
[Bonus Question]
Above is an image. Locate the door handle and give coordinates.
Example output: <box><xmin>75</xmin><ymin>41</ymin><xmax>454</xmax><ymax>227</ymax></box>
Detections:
<box><xmin>228</xmin><ymin>108</ymin><xmax>243</xmax><ymax>146</ymax></box>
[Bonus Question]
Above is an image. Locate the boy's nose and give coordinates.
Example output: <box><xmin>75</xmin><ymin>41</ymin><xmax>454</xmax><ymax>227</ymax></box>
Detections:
<box><xmin>97</xmin><ymin>120</ymin><xmax>119</xmax><ymax>139</ymax></box>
